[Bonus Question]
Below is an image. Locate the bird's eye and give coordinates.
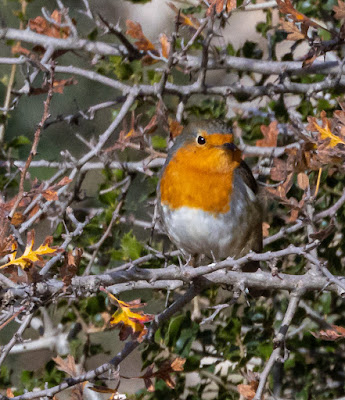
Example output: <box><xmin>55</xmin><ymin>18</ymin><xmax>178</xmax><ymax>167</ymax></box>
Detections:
<box><xmin>197</xmin><ymin>135</ymin><xmax>206</xmax><ymax>145</ymax></box>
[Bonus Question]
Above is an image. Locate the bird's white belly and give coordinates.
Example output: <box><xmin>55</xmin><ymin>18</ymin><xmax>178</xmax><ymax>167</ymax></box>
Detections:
<box><xmin>161</xmin><ymin>205</ymin><xmax>238</xmax><ymax>259</ymax></box>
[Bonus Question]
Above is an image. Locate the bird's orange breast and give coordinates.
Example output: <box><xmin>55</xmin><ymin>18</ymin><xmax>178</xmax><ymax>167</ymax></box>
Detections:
<box><xmin>160</xmin><ymin>142</ymin><xmax>240</xmax><ymax>214</ymax></box>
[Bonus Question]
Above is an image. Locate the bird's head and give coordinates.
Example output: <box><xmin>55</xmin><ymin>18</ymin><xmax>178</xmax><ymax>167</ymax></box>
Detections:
<box><xmin>167</xmin><ymin>122</ymin><xmax>242</xmax><ymax>173</ymax></box>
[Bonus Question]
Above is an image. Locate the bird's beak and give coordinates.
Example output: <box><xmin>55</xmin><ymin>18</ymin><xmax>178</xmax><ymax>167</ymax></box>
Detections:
<box><xmin>222</xmin><ymin>142</ymin><xmax>237</xmax><ymax>151</ymax></box>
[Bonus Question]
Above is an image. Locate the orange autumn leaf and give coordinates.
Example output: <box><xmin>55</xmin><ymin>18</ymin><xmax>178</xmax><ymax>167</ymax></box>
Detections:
<box><xmin>169</xmin><ymin>119</ymin><xmax>184</xmax><ymax>138</ymax></box>
<box><xmin>262</xmin><ymin>222</ymin><xmax>270</xmax><ymax>238</ymax></box>
<box><xmin>41</xmin><ymin>189</ymin><xmax>58</xmax><ymax>201</ymax></box>
<box><xmin>160</xmin><ymin>34</ymin><xmax>170</xmax><ymax>59</ymax></box>
<box><xmin>207</xmin><ymin>0</ymin><xmax>236</xmax><ymax>15</ymax></box>
<box><xmin>126</xmin><ymin>20</ymin><xmax>155</xmax><ymax>51</ymax></box>
<box><xmin>237</xmin><ymin>381</ymin><xmax>258</xmax><ymax>400</ymax></box>
<box><xmin>256</xmin><ymin>121</ymin><xmax>278</xmax><ymax>147</ymax></box>
<box><xmin>0</xmin><ymin>230</ymin><xmax>61</xmax><ymax>270</ymax></box>
<box><xmin>29</xmin><ymin>10</ymin><xmax>71</xmax><ymax>39</ymax></box>
<box><xmin>31</xmin><ymin>78</ymin><xmax>78</xmax><ymax>96</ymax></box>
<box><xmin>167</xmin><ymin>3</ymin><xmax>201</xmax><ymax>30</ymax></box>
<box><xmin>101</xmin><ymin>288</ymin><xmax>154</xmax><ymax>341</ymax></box>
<box><xmin>276</xmin><ymin>0</ymin><xmax>319</xmax><ymax>27</ymax></box>
<box><xmin>308</xmin><ymin>113</ymin><xmax>345</xmax><ymax>147</ymax></box>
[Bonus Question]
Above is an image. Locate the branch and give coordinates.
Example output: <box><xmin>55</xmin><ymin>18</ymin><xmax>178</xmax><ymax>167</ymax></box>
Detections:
<box><xmin>0</xmin><ymin>312</ymin><xmax>33</xmax><ymax>367</ymax></box>
<box><xmin>9</xmin><ymin>65</ymin><xmax>54</xmax><ymax>219</ymax></box>
<box><xmin>253</xmin><ymin>291</ymin><xmax>302</xmax><ymax>400</ymax></box>
<box><xmin>10</xmin><ymin>279</ymin><xmax>207</xmax><ymax>400</ymax></box>
<box><xmin>0</xmin><ymin>27</ymin><xmax>122</xmax><ymax>56</ymax></box>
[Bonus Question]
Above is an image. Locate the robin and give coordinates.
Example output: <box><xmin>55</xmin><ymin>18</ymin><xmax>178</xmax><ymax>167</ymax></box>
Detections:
<box><xmin>157</xmin><ymin>121</ymin><xmax>263</xmax><ymax>270</ymax></box>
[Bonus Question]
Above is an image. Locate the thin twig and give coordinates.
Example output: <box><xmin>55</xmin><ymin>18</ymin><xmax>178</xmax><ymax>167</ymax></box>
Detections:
<box><xmin>9</xmin><ymin>65</ymin><xmax>55</xmax><ymax>220</ymax></box>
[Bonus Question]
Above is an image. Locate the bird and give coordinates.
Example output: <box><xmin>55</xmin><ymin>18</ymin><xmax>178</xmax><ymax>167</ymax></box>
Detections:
<box><xmin>157</xmin><ymin>121</ymin><xmax>263</xmax><ymax>270</ymax></box>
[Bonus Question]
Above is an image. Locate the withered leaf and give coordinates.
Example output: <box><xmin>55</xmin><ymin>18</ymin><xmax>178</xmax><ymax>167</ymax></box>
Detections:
<box><xmin>143</xmin><ymin>115</ymin><xmax>158</xmax><ymax>135</ymax></box>
<box><xmin>29</xmin><ymin>10</ymin><xmax>71</xmax><ymax>39</ymax></box>
<box><xmin>277</xmin><ymin>0</ymin><xmax>319</xmax><ymax>28</ymax></box>
<box><xmin>160</xmin><ymin>34</ymin><xmax>170</xmax><ymax>59</ymax></box>
<box><xmin>310</xmin><ymin>220</ymin><xmax>335</xmax><ymax>241</ymax></box>
<box><xmin>297</xmin><ymin>172</ymin><xmax>309</xmax><ymax>190</ymax></box>
<box><xmin>88</xmin><ymin>385</ymin><xmax>118</xmax><ymax>394</ymax></box>
<box><xmin>101</xmin><ymin>288</ymin><xmax>154</xmax><ymax>342</ymax></box>
<box><xmin>139</xmin><ymin>357</ymin><xmax>186</xmax><ymax>392</ymax></box>
<box><xmin>334</xmin><ymin>0</ymin><xmax>345</xmax><ymax>20</ymax></box>
<box><xmin>169</xmin><ymin>119</ymin><xmax>184</xmax><ymax>139</ymax></box>
<box><xmin>0</xmin><ymin>230</ymin><xmax>62</xmax><ymax>271</ymax></box>
<box><xmin>237</xmin><ymin>380</ymin><xmax>258</xmax><ymax>400</ymax></box>
<box><xmin>167</xmin><ymin>3</ymin><xmax>201</xmax><ymax>30</ymax></box>
<box><xmin>280</xmin><ymin>19</ymin><xmax>306</xmax><ymax>40</ymax></box>
<box><xmin>311</xmin><ymin>325</ymin><xmax>345</xmax><ymax>341</ymax></box>
<box><xmin>256</xmin><ymin>121</ymin><xmax>278</xmax><ymax>147</ymax></box>
<box><xmin>126</xmin><ymin>20</ymin><xmax>155</xmax><ymax>51</ymax></box>
<box><xmin>53</xmin><ymin>354</ymin><xmax>78</xmax><ymax>376</ymax></box>
<box><xmin>207</xmin><ymin>0</ymin><xmax>236</xmax><ymax>15</ymax></box>
<box><xmin>262</xmin><ymin>222</ymin><xmax>270</xmax><ymax>238</ymax></box>
<box><xmin>61</xmin><ymin>248</ymin><xmax>83</xmax><ymax>287</ymax></box>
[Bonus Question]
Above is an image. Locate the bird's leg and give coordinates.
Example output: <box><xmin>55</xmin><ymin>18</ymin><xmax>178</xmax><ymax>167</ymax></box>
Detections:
<box><xmin>190</xmin><ymin>254</ymin><xmax>202</xmax><ymax>321</ymax></box>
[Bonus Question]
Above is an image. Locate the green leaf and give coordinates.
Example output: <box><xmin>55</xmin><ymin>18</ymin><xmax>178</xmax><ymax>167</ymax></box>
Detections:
<box><xmin>151</xmin><ymin>135</ymin><xmax>167</xmax><ymax>150</ymax></box>
<box><xmin>242</xmin><ymin>41</ymin><xmax>263</xmax><ymax>59</ymax></box>
<box><xmin>88</xmin><ymin>28</ymin><xmax>98</xmax><ymax>41</ymax></box>
<box><xmin>7</xmin><ymin>135</ymin><xmax>31</xmax><ymax>149</ymax></box>
<box><xmin>165</xmin><ymin>314</ymin><xmax>185</xmax><ymax>347</ymax></box>
<box><xmin>121</xmin><ymin>231</ymin><xmax>143</xmax><ymax>260</ymax></box>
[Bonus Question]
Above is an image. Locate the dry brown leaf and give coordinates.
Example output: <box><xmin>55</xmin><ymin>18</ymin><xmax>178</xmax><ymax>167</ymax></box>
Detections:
<box><xmin>29</xmin><ymin>10</ymin><xmax>71</xmax><ymax>39</ymax></box>
<box><xmin>207</xmin><ymin>0</ymin><xmax>236</xmax><ymax>15</ymax></box>
<box><xmin>297</xmin><ymin>172</ymin><xmax>309</xmax><ymax>190</ymax></box>
<box><xmin>53</xmin><ymin>354</ymin><xmax>78</xmax><ymax>376</ymax></box>
<box><xmin>262</xmin><ymin>222</ymin><xmax>270</xmax><ymax>238</ymax></box>
<box><xmin>270</xmin><ymin>158</ymin><xmax>290</xmax><ymax>182</ymax></box>
<box><xmin>126</xmin><ymin>20</ymin><xmax>155</xmax><ymax>51</ymax></box>
<box><xmin>311</xmin><ymin>325</ymin><xmax>345</xmax><ymax>341</ymax></box>
<box><xmin>88</xmin><ymin>385</ymin><xmax>118</xmax><ymax>394</ymax></box>
<box><xmin>310</xmin><ymin>220</ymin><xmax>335</xmax><ymax>241</ymax></box>
<box><xmin>54</xmin><ymin>355</ymin><xmax>87</xmax><ymax>399</ymax></box>
<box><xmin>143</xmin><ymin>115</ymin><xmax>158</xmax><ymax>135</ymax></box>
<box><xmin>256</xmin><ymin>121</ymin><xmax>278</xmax><ymax>147</ymax></box>
<box><xmin>280</xmin><ymin>19</ymin><xmax>306</xmax><ymax>40</ymax></box>
<box><xmin>226</xmin><ymin>0</ymin><xmax>237</xmax><ymax>13</ymax></box>
<box><xmin>61</xmin><ymin>248</ymin><xmax>83</xmax><ymax>287</ymax></box>
<box><xmin>41</xmin><ymin>189</ymin><xmax>58</xmax><ymax>201</ymax></box>
<box><xmin>11</xmin><ymin>44</ymin><xmax>32</xmax><ymax>56</ymax></box>
<box><xmin>31</xmin><ymin>78</ymin><xmax>78</xmax><ymax>96</ymax></box>
<box><xmin>334</xmin><ymin>0</ymin><xmax>345</xmax><ymax>19</ymax></box>
<box><xmin>303</xmin><ymin>52</ymin><xmax>318</xmax><ymax>68</ymax></box>
<box><xmin>277</xmin><ymin>0</ymin><xmax>319</xmax><ymax>28</ymax></box>
<box><xmin>267</xmin><ymin>172</ymin><xmax>294</xmax><ymax>200</ymax></box>
<box><xmin>237</xmin><ymin>380</ymin><xmax>258</xmax><ymax>400</ymax></box>
<box><xmin>139</xmin><ymin>357</ymin><xmax>186</xmax><ymax>392</ymax></box>
<box><xmin>169</xmin><ymin>119</ymin><xmax>184</xmax><ymax>138</ymax></box>
<box><xmin>167</xmin><ymin>3</ymin><xmax>201</xmax><ymax>30</ymax></box>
